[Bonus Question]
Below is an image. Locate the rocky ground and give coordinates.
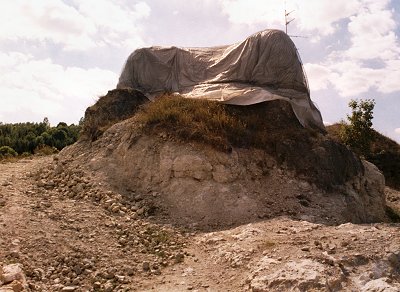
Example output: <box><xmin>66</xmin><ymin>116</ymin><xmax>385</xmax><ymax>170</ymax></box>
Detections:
<box><xmin>1</xmin><ymin>156</ymin><xmax>400</xmax><ymax>291</ymax></box>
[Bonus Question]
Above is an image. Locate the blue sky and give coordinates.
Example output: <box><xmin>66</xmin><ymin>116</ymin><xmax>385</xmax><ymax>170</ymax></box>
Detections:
<box><xmin>0</xmin><ymin>0</ymin><xmax>399</xmax><ymax>142</ymax></box>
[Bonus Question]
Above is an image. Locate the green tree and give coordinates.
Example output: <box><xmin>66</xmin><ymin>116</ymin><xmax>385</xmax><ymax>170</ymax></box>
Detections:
<box><xmin>340</xmin><ymin>98</ymin><xmax>375</xmax><ymax>157</ymax></box>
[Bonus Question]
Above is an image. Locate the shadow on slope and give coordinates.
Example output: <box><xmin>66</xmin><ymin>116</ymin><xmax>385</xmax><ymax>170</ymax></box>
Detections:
<box><xmin>327</xmin><ymin>124</ymin><xmax>400</xmax><ymax>190</ymax></box>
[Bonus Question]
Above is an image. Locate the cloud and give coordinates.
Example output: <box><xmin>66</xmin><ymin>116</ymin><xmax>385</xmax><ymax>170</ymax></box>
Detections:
<box><xmin>0</xmin><ymin>0</ymin><xmax>150</xmax><ymax>51</ymax></box>
<box><xmin>395</xmin><ymin>128</ymin><xmax>400</xmax><ymax>135</ymax></box>
<box><xmin>0</xmin><ymin>52</ymin><xmax>118</xmax><ymax>124</ymax></box>
<box><xmin>219</xmin><ymin>0</ymin><xmax>362</xmax><ymax>35</ymax></box>
<box><xmin>302</xmin><ymin>0</ymin><xmax>400</xmax><ymax>97</ymax></box>
<box><xmin>308</xmin><ymin>58</ymin><xmax>400</xmax><ymax>97</ymax></box>
<box><xmin>303</xmin><ymin>63</ymin><xmax>332</xmax><ymax>92</ymax></box>
<box><xmin>220</xmin><ymin>0</ymin><xmax>285</xmax><ymax>28</ymax></box>
<box><xmin>346</xmin><ymin>8</ymin><xmax>399</xmax><ymax>60</ymax></box>
<box><xmin>294</xmin><ymin>0</ymin><xmax>361</xmax><ymax>35</ymax></box>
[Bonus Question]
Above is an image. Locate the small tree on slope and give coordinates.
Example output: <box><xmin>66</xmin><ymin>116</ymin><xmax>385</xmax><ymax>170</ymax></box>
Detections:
<box><xmin>340</xmin><ymin>99</ymin><xmax>375</xmax><ymax>157</ymax></box>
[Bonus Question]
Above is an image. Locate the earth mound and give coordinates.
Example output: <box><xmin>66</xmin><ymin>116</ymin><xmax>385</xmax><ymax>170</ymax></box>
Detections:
<box><xmin>59</xmin><ymin>89</ymin><xmax>387</xmax><ymax>229</ymax></box>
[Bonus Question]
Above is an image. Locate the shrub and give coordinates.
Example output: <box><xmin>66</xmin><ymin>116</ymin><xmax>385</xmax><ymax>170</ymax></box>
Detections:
<box><xmin>0</xmin><ymin>146</ymin><xmax>17</xmax><ymax>157</ymax></box>
<box><xmin>340</xmin><ymin>99</ymin><xmax>375</xmax><ymax>157</ymax></box>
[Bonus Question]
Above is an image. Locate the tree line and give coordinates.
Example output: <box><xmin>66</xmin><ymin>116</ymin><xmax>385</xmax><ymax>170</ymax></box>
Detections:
<box><xmin>0</xmin><ymin>118</ymin><xmax>81</xmax><ymax>157</ymax></box>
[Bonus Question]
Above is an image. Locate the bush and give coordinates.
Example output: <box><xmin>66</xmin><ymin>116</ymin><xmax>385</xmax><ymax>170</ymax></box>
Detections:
<box><xmin>340</xmin><ymin>99</ymin><xmax>375</xmax><ymax>157</ymax></box>
<box><xmin>0</xmin><ymin>146</ymin><xmax>17</xmax><ymax>157</ymax></box>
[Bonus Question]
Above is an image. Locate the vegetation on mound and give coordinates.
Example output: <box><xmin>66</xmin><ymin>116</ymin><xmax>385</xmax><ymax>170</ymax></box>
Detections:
<box><xmin>82</xmin><ymin>88</ymin><xmax>148</xmax><ymax>141</ymax></box>
<box><xmin>340</xmin><ymin>99</ymin><xmax>375</xmax><ymax>157</ymax></box>
<box><xmin>136</xmin><ymin>94</ymin><xmax>316</xmax><ymax>152</ymax></box>
<box><xmin>327</xmin><ymin>98</ymin><xmax>400</xmax><ymax>190</ymax></box>
<box><xmin>327</xmin><ymin>124</ymin><xmax>400</xmax><ymax>190</ymax></box>
<box><xmin>0</xmin><ymin>118</ymin><xmax>80</xmax><ymax>160</ymax></box>
<box><xmin>137</xmin><ymin>95</ymin><xmax>246</xmax><ymax>151</ymax></box>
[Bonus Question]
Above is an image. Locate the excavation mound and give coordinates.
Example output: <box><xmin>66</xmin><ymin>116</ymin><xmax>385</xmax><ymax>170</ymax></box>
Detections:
<box><xmin>62</xmin><ymin>89</ymin><xmax>387</xmax><ymax>229</ymax></box>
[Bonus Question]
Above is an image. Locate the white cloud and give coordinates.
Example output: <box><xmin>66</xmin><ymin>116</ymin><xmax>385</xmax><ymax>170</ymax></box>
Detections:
<box><xmin>395</xmin><ymin>128</ymin><xmax>400</xmax><ymax>135</ymax></box>
<box><xmin>302</xmin><ymin>0</ymin><xmax>400</xmax><ymax>97</ymax></box>
<box><xmin>0</xmin><ymin>52</ymin><xmax>118</xmax><ymax>124</ymax></box>
<box><xmin>294</xmin><ymin>0</ymin><xmax>361</xmax><ymax>35</ymax></box>
<box><xmin>220</xmin><ymin>0</ymin><xmax>285</xmax><ymax>28</ymax></box>
<box><xmin>346</xmin><ymin>8</ymin><xmax>399</xmax><ymax>60</ymax></box>
<box><xmin>0</xmin><ymin>0</ymin><xmax>150</xmax><ymax>51</ymax></box>
<box><xmin>325</xmin><ymin>60</ymin><xmax>378</xmax><ymax>96</ymax></box>
<box><xmin>303</xmin><ymin>63</ymin><xmax>332</xmax><ymax>92</ymax></box>
<box><xmin>219</xmin><ymin>0</ymin><xmax>362</xmax><ymax>35</ymax></box>
<box><xmin>308</xmin><ymin>58</ymin><xmax>400</xmax><ymax>97</ymax></box>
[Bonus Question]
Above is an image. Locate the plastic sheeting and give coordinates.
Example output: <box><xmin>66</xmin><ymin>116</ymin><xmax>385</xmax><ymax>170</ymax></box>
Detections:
<box><xmin>117</xmin><ymin>29</ymin><xmax>325</xmax><ymax>131</ymax></box>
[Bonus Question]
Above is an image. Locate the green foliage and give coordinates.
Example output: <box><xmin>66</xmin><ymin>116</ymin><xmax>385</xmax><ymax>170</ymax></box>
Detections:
<box><xmin>327</xmin><ymin>120</ymin><xmax>400</xmax><ymax>190</ymax></box>
<box><xmin>0</xmin><ymin>118</ymin><xmax>81</xmax><ymax>156</ymax></box>
<box><xmin>0</xmin><ymin>146</ymin><xmax>17</xmax><ymax>157</ymax></box>
<box><xmin>340</xmin><ymin>99</ymin><xmax>375</xmax><ymax>157</ymax></box>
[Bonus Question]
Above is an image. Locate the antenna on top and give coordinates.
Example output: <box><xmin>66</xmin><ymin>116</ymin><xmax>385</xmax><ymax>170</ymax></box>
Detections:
<box><xmin>285</xmin><ymin>9</ymin><xmax>295</xmax><ymax>34</ymax></box>
<box><xmin>284</xmin><ymin>2</ymin><xmax>308</xmax><ymax>39</ymax></box>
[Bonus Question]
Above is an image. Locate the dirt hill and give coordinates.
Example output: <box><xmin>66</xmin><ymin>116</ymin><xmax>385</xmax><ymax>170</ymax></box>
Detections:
<box><xmin>1</xmin><ymin>89</ymin><xmax>399</xmax><ymax>291</ymax></box>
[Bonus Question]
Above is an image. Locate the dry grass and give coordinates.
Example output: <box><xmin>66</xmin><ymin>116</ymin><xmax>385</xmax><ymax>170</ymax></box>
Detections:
<box><xmin>136</xmin><ymin>94</ymin><xmax>310</xmax><ymax>152</ymax></box>
<box><xmin>136</xmin><ymin>95</ymin><xmax>246</xmax><ymax>151</ymax></box>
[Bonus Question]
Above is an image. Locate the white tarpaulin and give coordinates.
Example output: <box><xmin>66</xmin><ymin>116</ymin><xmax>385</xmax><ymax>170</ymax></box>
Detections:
<box><xmin>117</xmin><ymin>29</ymin><xmax>325</xmax><ymax>130</ymax></box>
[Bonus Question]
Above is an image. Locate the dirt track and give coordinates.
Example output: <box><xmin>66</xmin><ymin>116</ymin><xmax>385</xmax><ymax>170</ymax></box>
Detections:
<box><xmin>1</xmin><ymin>156</ymin><xmax>400</xmax><ymax>291</ymax></box>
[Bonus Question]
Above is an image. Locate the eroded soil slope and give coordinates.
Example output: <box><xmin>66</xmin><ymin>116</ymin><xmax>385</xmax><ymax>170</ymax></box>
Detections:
<box><xmin>0</xmin><ymin>157</ymin><xmax>399</xmax><ymax>291</ymax></box>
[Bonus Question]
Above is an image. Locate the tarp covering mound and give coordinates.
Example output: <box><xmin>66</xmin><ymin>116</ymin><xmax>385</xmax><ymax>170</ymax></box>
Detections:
<box><xmin>117</xmin><ymin>29</ymin><xmax>324</xmax><ymax>131</ymax></box>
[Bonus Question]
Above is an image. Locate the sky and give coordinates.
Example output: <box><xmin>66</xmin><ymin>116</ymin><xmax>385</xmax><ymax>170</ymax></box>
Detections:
<box><xmin>0</xmin><ymin>0</ymin><xmax>399</xmax><ymax>142</ymax></box>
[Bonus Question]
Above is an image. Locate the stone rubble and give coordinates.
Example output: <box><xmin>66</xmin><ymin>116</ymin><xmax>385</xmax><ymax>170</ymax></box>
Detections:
<box><xmin>0</xmin><ymin>264</ymin><xmax>27</xmax><ymax>292</ymax></box>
